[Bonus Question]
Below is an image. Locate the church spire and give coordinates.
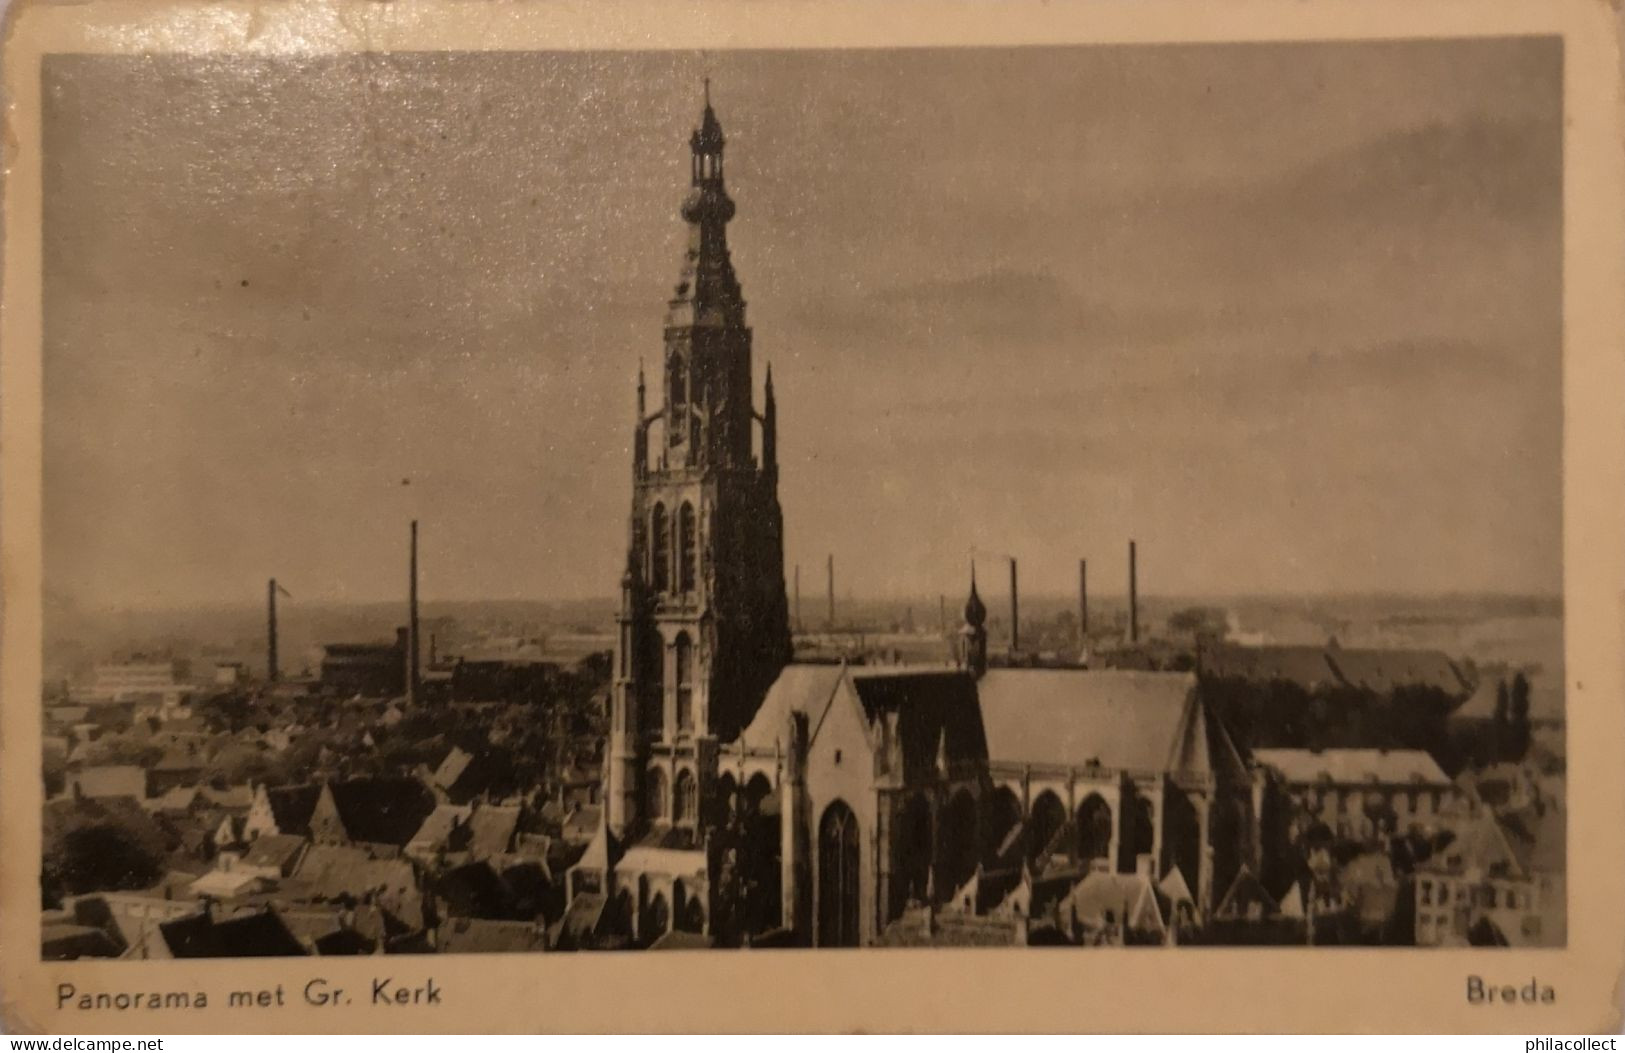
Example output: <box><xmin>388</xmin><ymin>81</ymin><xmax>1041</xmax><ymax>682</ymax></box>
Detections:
<box><xmin>674</xmin><ymin>85</ymin><xmax>741</xmax><ymax>326</ymax></box>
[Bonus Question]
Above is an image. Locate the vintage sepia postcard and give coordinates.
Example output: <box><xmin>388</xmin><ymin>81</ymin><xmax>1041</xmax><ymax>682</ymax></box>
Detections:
<box><xmin>2</xmin><ymin>0</ymin><xmax>1623</xmax><ymax>1034</ymax></box>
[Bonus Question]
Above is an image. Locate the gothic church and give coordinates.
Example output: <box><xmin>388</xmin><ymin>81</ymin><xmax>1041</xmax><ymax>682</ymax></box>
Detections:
<box><xmin>562</xmin><ymin>93</ymin><xmax>1255</xmax><ymax>951</ymax></box>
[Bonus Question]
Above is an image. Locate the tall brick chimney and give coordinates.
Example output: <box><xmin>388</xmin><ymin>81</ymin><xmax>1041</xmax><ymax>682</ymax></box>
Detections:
<box><xmin>1129</xmin><ymin>540</ymin><xmax>1139</xmax><ymax>645</ymax></box>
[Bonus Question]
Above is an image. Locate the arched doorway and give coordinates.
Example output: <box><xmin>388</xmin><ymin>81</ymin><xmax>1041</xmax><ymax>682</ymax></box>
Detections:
<box><xmin>817</xmin><ymin>800</ymin><xmax>860</xmax><ymax>947</ymax></box>
<box><xmin>1076</xmin><ymin>793</ymin><xmax>1113</xmax><ymax>864</ymax></box>
<box><xmin>1028</xmin><ymin>791</ymin><xmax>1065</xmax><ymax>868</ymax></box>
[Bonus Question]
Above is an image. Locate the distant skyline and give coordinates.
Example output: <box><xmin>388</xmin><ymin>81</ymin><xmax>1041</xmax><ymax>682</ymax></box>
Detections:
<box><xmin>43</xmin><ymin>40</ymin><xmax>1563</xmax><ymax>610</ymax></box>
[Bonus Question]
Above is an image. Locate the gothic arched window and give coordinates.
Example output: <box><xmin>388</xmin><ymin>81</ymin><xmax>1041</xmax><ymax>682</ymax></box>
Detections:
<box><xmin>678</xmin><ymin>502</ymin><xmax>697</xmax><ymax>592</ymax></box>
<box><xmin>646</xmin><ymin>767</ymin><xmax>669</xmax><ymax>822</ymax></box>
<box><xmin>1076</xmin><ymin>793</ymin><xmax>1113</xmax><ymax>862</ymax></box>
<box><xmin>817</xmin><ymin>800</ymin><xmax>860</xmax><ymax>947</ymax></box>
<box><xmin>674</xmin><ymin>769</ymin><xmax>698</xmax><ymax>824</ymax></box>
<box><xmin>650</xmin><ymin>504</ymin><xmax>670</xmax><ymax>591</ymax></box>
<box><xmin>674</xmin><ymin>634</ymin><xmax>694</xmax><ymax>732</ymax></box>
<box><xmin>669</xmin><ymin>356</ymin><xmax>687</xmax><ymax>414</ymax></box>
<box><xmin>1028</xmin><ymin>791</ymin><xmax>1065</xmax><ymax>867</ymax></box>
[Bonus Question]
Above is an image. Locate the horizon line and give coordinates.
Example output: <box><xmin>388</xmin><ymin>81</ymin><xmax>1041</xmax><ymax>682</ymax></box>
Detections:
<box><xmin>50</xmin><ymin>586</ymin><xmax>1566</xmax><ymax>618</ymax></box>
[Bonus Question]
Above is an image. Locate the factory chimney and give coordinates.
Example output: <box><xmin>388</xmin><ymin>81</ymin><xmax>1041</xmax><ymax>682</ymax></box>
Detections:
<box><xmin>407</xmin><ymin>520</ymin><xmax>421</xmax><ymax>705</ymax></box>
<box><xmin>826</xmin><ymin>554</ymin><xmax>835</xmax><ymax>630</ymax></box>
<box><xmin>1009</xmin><ymin>557</ymin><xmax>1020</xmax><ymax>656</ymax></box>
<box><xmin>794</xmin><ymin>564</ymin><xmax>802</xmax><ymax>633</ymax></box>
<box><xmin>266</xmin><ymin>578</ymin><xmax>280</xmax><ymax>682</ymax></box>
<box><xmin>1128</xmin><ymin>539</ymin><xmax>1139</xmax><ymax>645</ymax></box>
<box><xmin>1079</xmin><ymin>558</ymin><xmax>1088</xmax><ymax>641</ymax></box>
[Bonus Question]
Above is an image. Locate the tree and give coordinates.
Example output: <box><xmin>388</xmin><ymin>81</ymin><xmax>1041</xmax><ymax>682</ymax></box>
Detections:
<box><xmin>46</xmin><ymin>822</ymin><xmax>164</xmax><ymax>896</ymax></box>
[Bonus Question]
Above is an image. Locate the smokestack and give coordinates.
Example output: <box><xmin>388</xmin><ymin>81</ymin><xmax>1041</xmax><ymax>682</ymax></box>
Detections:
<box><xmin>407</xmin><ymin>520</ymin><xmax>421</xmax><ymax>705</ymax></box>
<box><xmin>266</xmin><ymin>579</ymin><xmax>279</xmax><ymax>682</ymax></box>
<box><xmin>939</xmin><ymin>594</ymin><xmax>946</xmax><ymax>635</ymax></box>
<box><xmin>1009</xmin><ymin>557</ymin><xmax>1020</xmax><ymax>656</ymax></box>
<box><xmin>1079</xmin><ymin>559</ymin><xmax>1088</xmax><ymax>641</ymax></box>
<box><xmin>826</xmin><ymin>554</ymin><xmax>835</xmax><ymax>630</ymax></box>
<box><xmin>1128</xmin><ymin>540</ymin><xmax>1139</xmax><ymax>645</ymax></box>
<box><xmin>794</xmin><ymin>564</ymin><xmax>802</xmax><ymax>633</ymax></box>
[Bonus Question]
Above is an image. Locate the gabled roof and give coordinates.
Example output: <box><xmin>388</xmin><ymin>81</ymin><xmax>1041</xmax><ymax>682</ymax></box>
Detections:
<box><xmin>1158</xmin><ymin>866</ymin><xmax>1194</xmax><ymax>906</ymax></box>
<box><xmin>739</xmin><ymin>664</ymin><xmax>989</xmax><ymax>777</ymax></box>
<box><xmin>432</xmin><ymin>747</ymin><xmax>475</xmax><ymax>791</ymax></box>
<box><xmin>976</xmin><ymin>669</ymin><xmax>1221</xmax><ymax>777</ymax></box>
<box><xmin>1437</xmin><ymin>813</ymin><xmax>1526</xmax><ymax>879</ymax></box>
<box><xmin>1061</xmin><ymin>872</ymin><xmax>1165</xmax><ymax>933</ymax></box>
<box><xmin>41</xmin><ymin>923</ymin><xmax>121</xmax><ymax>960</ymax></box>
<box><xmin>241</xmin><ymin>833</ymin><xmax>307</xmax><ymax>871</ymax></box>
<box><xmin>327</xmin><ymin>778</ymin><xmax>437</xmax><ymax>846</ymax></box>
<box><xmin>556</xmin><ymin>893</ymin><xmax>606</xmax><ymax>942</ymax></box>
<box><xmin>467</xmin><ymin>805</ymin><xmax>521</xmax><ymax>858</ymax></box>
<box><xmin>295</xmin><ymin>845</ymin><xmax>417</xmax><ymax>902</ymax></box>
<box><xmin>188</xmin><ymin>869</ymin><xmax>269</xmax><ymax>900</ymax></box>
<box><xmin>158</xmin><ymin>909</ymin><xmax>307</xmax><ymax>958</ymax></box>
<box><xmin>265</xmin><ymin>785</ymin><xmax>323</xmax><ymax>836</ymax></box>
<box><xmin>1252</xmin><ymin>747</ymin><xmax>1451</xmax><ymax>786</ymax></box>
<box><xmin>148</xmin><ymin>786</ymin><xmax>201</xmax><ymax>813</ymax></box>
<box><xmin>408</xmin><ymin>803</ymin><xmax>473</xmax><ymax>853</ymax></box>
<box><xmin>152</xmin><ymin>749</ymin><xmax>203</xmax><ymax>773</ymax></box>
<box><xmin>72</xmin><ymin>765</ymin><xmax>147</xmax><ymax>800</ymax></box>
<box><xmin>201</xmin><ymin>785</ymin><xmax>254</xmax><ymax>810</ymax></box>
<box><xmin>1215</xmin><ymin>866</ymin><xmax>1279</xmax><ymax>920</ymax></box>
<box><xmin>1324</xmin><ymin>644</ymin><xmax>1470</xmax><ymax>697</ymax></box>
<box><xmin>1500</xmin><ymin>804</ymin><xmax>1564</xmax><ymax>876</ymax></box>
<box><xmin>736</xmin><ymin>665</ymin><xmax>846</xmax><ymax>752</ymax></box>
<box><xmin>1201</xmin><ymin>644</ymin><xmax>1337</xmax><ymax>691</ymax></box>
<box><xmin>563</xmin><ymin>805</ymin><xmax>602</xmax><ymax>840</ymax></box>
<box><xmin>436</xmin><ymin>918</ymin><xmax>547</xmax><ymax>954</ymax></box>
<box><xmin>435</xmin><ymin>861</ymin><xmax>512</xmax><ymax>918</ymax></box>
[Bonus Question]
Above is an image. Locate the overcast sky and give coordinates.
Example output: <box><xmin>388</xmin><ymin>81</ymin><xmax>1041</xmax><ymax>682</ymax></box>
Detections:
<box><xmin>42</xmin><ymin>40</ymin><xmax>1562</xmax><ymax>610</ymax></box>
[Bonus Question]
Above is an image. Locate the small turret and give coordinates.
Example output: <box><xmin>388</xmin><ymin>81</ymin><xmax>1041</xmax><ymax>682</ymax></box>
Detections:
<box><xmin>762</xmin><ymin>362</ymin><xmax>777</xmax><ymax>478</ymax></box>
<box><xmin>960</xmin><ymin>564</ymin><xmax>989</xmax><ymax>678</ymax></box>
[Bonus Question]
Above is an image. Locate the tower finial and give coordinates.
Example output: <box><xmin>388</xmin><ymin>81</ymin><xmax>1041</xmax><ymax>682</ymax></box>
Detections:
<box><xmin>704</xmin><ymin>75</ymin><xmax>711</xmax><ymax>109</ymax></box>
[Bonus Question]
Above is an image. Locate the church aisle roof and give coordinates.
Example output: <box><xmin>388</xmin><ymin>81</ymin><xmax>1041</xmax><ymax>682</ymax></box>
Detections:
<box><xmin>976</xmin><ymin>669</ymin><xmax>1208</xmax><ymax>776</ymax></box>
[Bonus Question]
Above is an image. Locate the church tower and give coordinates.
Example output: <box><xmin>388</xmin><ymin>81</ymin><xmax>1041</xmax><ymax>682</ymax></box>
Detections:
<box><xmin>608</xmin><ymin>86</ymin><xmax>793</xmax><ymax>839</ymax></box>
